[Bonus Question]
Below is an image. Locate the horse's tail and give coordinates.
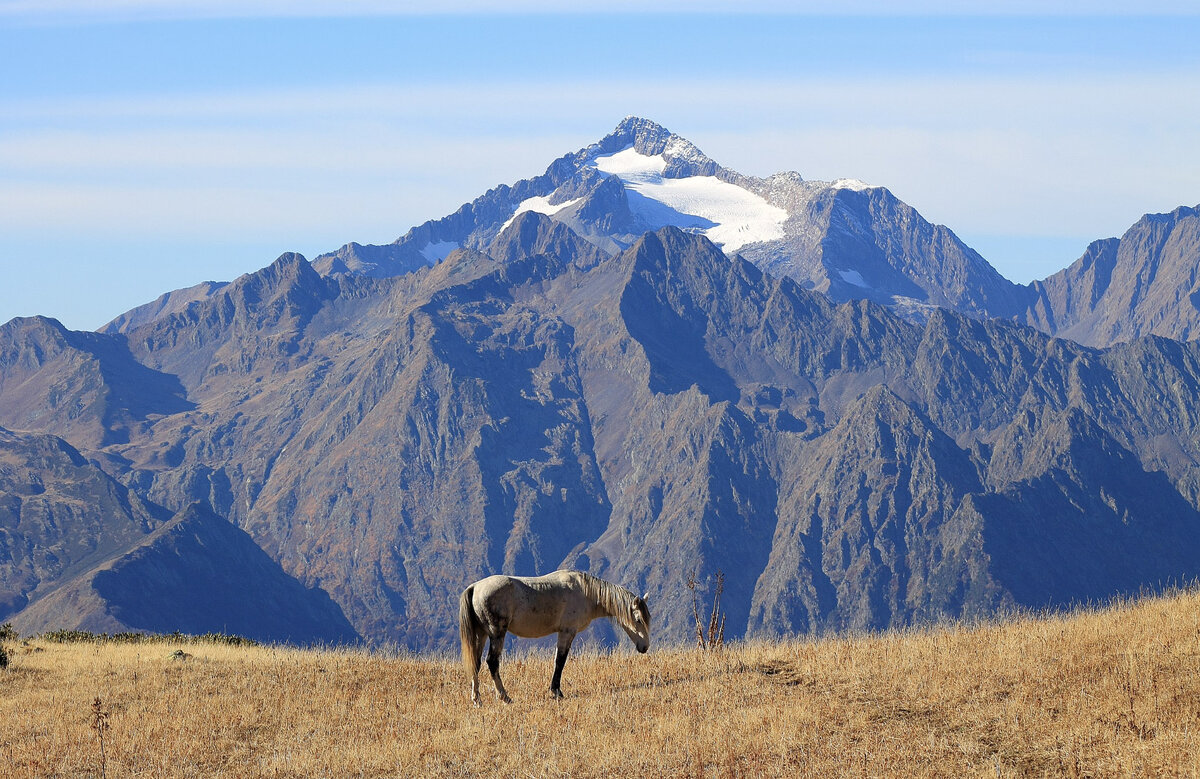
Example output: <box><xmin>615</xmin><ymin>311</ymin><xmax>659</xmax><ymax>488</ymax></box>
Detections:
<box><xmin>460</xmin><ymin>584</ymin><xmax>482</xmax><ymax>678</ymax></box>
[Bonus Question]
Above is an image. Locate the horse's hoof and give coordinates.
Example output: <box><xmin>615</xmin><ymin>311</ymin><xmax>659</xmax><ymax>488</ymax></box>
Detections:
<box><xmin>550</xmin><ymin>689</ymin><xmax>564</xmax><ymax>700</ymax></box>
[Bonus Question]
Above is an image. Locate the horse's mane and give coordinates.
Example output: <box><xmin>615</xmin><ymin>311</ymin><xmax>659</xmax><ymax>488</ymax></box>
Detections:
<box><xmin>573</xmin><ymin>571</ymin><xmax>645</xmax><ymax>629</ymax></box>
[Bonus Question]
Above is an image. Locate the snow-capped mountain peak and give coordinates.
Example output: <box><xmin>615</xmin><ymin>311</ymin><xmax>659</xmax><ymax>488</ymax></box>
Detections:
<box><xmin>594</xmin><ymin>116</ymin><xmax>721</xmax><ymax>178</ymax></box>
<box><xmin>497</xmin><ymin>117</ymin><xmax>790</xmax><ymax>253</ymax></box>
<box><xmin>312</xmin><ymin>117</ymin><xmax>1026</xmax><ymax>321</ymax></box>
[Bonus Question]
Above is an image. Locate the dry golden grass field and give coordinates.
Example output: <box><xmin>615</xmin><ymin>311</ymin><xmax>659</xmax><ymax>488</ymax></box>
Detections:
<box><xmin>4</xmin><ymin>591</ymin><xmax>1200</xmax><ymax>778</ymax></box>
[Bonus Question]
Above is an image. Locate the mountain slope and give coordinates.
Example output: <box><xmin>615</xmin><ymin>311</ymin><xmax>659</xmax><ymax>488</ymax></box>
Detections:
<box><xmin>10</xmin><ymin>502</ymin><xmax>359</xmax><ymax>644</ymax></box>
<box><xmin>1021</xmin><ymin>205</ymin><xmax>1200</xmax><ymax>346</ymax></box>
<box><xmin>0</xmin><ymin>317</ymin><xmax>192</xmax><ymax>448</ymax></box>
<box><xmin>10</xmin><ymin>219</ymin><xmax>1200</xmax><ymax>646</ymax></box>
<box><xmin>0</xmin><ymin>427</ymin><xmax>164</xmax><ymax>619</ymax></box>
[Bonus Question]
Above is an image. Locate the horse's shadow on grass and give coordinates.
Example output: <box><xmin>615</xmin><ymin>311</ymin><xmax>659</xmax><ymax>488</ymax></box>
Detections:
<box><xmin>469</xmin><ymin>660</ymin><xmax>781</xmax><ymax>704</ymax></box>
<box><xmin>600</xmin><ymin>655</ymin><xmax>790</xmax><ymax>695</ymax></box>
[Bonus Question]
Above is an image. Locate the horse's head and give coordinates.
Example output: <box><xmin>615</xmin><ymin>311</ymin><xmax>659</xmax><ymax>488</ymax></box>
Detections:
<box><xmin>621</xmin><ymin>594</ymin><xmax>651</xmax><ymax>653</ymax></box>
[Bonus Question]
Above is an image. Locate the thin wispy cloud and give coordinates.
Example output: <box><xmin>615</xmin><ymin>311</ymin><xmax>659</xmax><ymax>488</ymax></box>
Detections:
<box><xmin>3</xmin><ymin>0</ymin><xmax>1199</xmax><ymax>22</ymax></box>
<box><xmin>4</xmin><ymin>75</ymin><xmax>1195</xmax><ymax>240</ymax></box>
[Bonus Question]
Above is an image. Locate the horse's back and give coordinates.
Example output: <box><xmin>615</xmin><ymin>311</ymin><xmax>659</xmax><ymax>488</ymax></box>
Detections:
<box><xmin>467</xmin><ymin>574</ymin><xmax>535</xmax><ymax>620</ymax></box>
<box><xmin>467</xmin><ymin>571</ymin><xmax>586</xmax><ymax>639</ymax></box>
<box><xmin>470</xmin><ymin>571</ymin><xmax>576</xmax><ymax>599</ymax></box>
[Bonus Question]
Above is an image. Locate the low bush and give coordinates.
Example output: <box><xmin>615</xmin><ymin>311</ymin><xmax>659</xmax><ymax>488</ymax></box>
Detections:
<box><xmin>38</xmin><ymin>629</ymin><xmax>258</xmax><ymax>647</ymax></box>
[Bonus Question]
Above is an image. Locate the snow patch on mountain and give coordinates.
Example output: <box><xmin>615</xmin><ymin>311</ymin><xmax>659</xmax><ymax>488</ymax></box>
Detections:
<box><xmin>839</xmin><ymin>269</ymin><xmax>870</xmax><ymax>288</ymax></box>
<box><xmin>420</xmin><ymin>240</ymin><xmax>460</xmax><ymax>263</ymax></box>
<box><xmin>593</xmin><ymin>146</ymin><xmax>667</xmax><ymax>182</ymax></box>
<box><xmin>830</xmin><ymin>178</ymin><xmax>875</xmax><ymax>193</ymax></box>
<box><xmin>590</xmin><ymin>148</ymin><xmax>787</xmax><ymax>252</ymax></box>
<box><xmin>501</xmin><ymin>194</ymin><xmax>582</xmax><ymax>232</ymax></box>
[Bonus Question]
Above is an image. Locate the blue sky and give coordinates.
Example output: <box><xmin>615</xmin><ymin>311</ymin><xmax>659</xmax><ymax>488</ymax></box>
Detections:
<box><xmin>2</xmin><ymin>2</ymin><xmax>1198</xmax><ymax>331</ymax></box>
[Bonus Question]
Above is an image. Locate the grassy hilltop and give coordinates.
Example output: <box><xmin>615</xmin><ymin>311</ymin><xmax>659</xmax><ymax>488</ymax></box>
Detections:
<box><xmin>3</xmin><ymin>592</ymin><xmax>1200</xmax><ymax>777</ymax></box>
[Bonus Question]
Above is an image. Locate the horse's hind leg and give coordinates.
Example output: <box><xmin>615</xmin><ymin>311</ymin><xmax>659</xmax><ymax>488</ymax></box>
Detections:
<box><xmin>486</xmin><ymin>633</ymin><xmax>513</xmax><ymax>704</ymax></box>
<box><xmin>468</xmin><ymin>631</ymin><xmax>485</xmax><ymax>706</ymax></box>
<box><xmin>550</xmin><ymin>631</ymin><xmax>576</xmax><ymax>700</ymax></box>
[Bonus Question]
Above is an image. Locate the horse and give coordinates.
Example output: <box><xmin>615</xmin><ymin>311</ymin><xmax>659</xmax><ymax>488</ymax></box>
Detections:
<box><xmin>459</xmin><ymin>569</ymin><xmax>651</xmax><ymax>705</ymax></box>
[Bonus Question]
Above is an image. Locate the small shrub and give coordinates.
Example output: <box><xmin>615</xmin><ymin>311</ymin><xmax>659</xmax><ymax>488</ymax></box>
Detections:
<box><xmin>0</xmin><ymin>622</ymin><xmax>17</xmax><ymax>642</ymax></box>
<box><xmin>113</xmin><ymin>632</ymin><xmax>152</xmax><ymax>643</ymax></box>
<box><xmin>0</xmin><ymin>644</ymin><xmax>8</xmax><ymax>670</ymax></box>
<box><xmin>193</xmin><ymin>632</ymin><xmax>259</xmax><ymax>647</ymax></box>
<box><xmin>37</xmin><ymin>629</ymin><xmax>259</xmax><ymax>647</ymax></box>
<box><xmin>40</xmin><ymin>629</ymin><xmax>104</xmax><ymax>644</ymax></box>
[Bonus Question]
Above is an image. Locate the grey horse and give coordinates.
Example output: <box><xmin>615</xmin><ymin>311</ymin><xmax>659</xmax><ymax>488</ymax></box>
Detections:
<box><xmin>459</xmin><ymin>570</ymin><xmax>651</xmax><ymax>705</ymax></box>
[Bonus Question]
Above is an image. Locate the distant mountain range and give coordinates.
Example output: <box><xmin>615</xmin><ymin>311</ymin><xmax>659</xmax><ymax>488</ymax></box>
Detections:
<box><xmin>3</xmin><ymin>118</ymin><xmax>1200</xmax><ymax>648</ymax></box>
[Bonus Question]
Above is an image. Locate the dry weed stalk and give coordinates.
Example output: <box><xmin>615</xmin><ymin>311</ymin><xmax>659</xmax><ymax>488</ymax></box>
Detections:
<box><xmin>686</xmin><ymin>568</ymin><xmax>726</xmax><ymax>650</ymax></box>
<box><xmin>91</xmin><ymin>696</ymin><xmax>110</xmax><ymax>779</ymax></box>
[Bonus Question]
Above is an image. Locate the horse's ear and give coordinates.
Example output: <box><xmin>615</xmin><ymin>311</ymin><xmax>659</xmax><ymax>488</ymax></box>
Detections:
<box><xmin>641</xmin><ymin>592</ymin><xmax>648</xmax><ymax>603</ymax></box>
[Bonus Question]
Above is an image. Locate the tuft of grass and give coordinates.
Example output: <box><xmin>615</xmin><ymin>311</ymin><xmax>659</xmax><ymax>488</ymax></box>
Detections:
<box><xmin>4</xmin><ymin>591</ymin><xmax>1200</xmax><ymax>776</ymax></box>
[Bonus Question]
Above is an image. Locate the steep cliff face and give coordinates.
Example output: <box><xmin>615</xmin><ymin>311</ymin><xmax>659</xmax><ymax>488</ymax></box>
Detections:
<box><xmin>748</xmin><ymin>386</ymin><xmax>1000</xmax><ymax>637</ymax></box>
<box><xmin>7</xmin><ymin>211</ymin><xmax>1200</xmax><ymax>648</ymax></box>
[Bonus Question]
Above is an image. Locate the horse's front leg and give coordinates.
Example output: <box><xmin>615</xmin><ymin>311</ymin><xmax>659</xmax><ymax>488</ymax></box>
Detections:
<box><xmin>550</xmin><ymin>631</ymin><xmax>577</xmax><ymax>699</ymax></box>
<box><xmin>487</xmin><ymin>633</ymin><xmax>513</xmax><ymax>704</ymax></box>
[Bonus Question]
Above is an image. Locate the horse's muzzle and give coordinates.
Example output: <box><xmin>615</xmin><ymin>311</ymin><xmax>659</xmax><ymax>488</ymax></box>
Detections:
<box><xmin>637</xmin><ymin>645</ymin><xmax>648</xmax><ymax>654</ymax></box>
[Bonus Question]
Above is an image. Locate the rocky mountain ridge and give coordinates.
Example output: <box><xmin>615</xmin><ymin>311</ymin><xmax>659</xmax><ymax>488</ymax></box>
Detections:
<box><xmin>0</xmin><ymin>428</ymin><xmax>355</xmax><ymax>643</ymax></box>
<box><xmin>6</xmin><ymin>209</ymin><xmax>1200</xmax><ymax>647</ymax></box>
<box><xmin>101</xmin><ymin>118</ymin><xmax>1200</xmax><ymax>350</ymax></box>
<box><xmin>1022</xmin><ymin>205</ymin><xmax>1200</xmax><ymax>346</ymax></box>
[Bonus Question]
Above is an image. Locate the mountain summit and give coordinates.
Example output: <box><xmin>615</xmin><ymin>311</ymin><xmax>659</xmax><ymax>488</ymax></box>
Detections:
<box><xmin>310</xmin><ymin>117</ymin><xmax>1025</xmax><ymax>320</ymax></box>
